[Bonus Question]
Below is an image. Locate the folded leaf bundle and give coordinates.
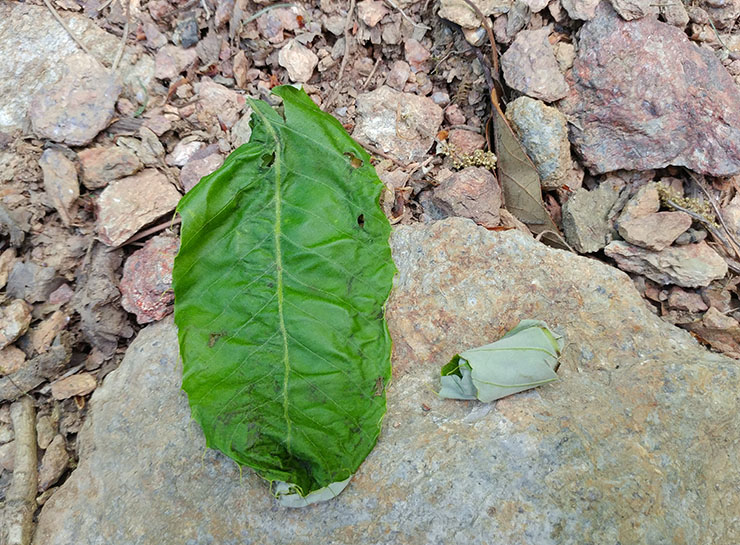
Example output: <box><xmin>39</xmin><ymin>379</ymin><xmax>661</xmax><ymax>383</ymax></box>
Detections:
<box><xmin>173</xmin><ymin>87</ymin><xmax>395</xmax><ymax>506</ymax></box>
<box><xmin>440</xmin><ymin>320</ymin><xmax>563</xmax><ymax>402</ymax></box>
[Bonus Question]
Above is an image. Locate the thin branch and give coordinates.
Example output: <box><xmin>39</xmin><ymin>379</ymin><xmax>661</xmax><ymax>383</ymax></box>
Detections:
<box><xmin>42</xmin><ymin>0</ymin><xmax>95</xmax><ymax>59</ymax></box>
<box><xmin>384</xmin><ymin>0</ymin><xmax>432</xmax><ymax>30</ymax></box>
<box><xmin>243</xmin><ymin>2</ymin><xmax>296</xmax><ymax>25</ymax></box>
<box><xmin>112</xmin><ymin>0</ymin><xmax>131</xmax><ymax>72</ymax></box>
<box><xmin>361</xmin><ymin>57</ymin><xmax>382</xmax><ymax>90</ymax></box>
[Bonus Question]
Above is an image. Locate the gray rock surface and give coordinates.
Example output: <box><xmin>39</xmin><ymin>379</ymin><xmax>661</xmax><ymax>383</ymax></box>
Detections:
<box><xmin>438</xmin><ymin>0</ymin><xmax>514</xmax><ymax>27</ymax></box>
<box><xmin>34</xmin><ymin>219</ymin><xmax>740</xmax><ymax>544</ymax></box>
<box><xmin>560</xmin><ymin>2</ymin><xmax>740</xmax><ymax>176</ymax></box>
<box><xmin>562</xmin><ymin>181</ymin><xmax>622</xmax><ymax>252</ymax></box>
<box><xmin>0</xmin><ymin>2</ymin><xmax>153</xmax><ymax>134</ymax></box>
<box><xmin>353</xmin><ymin>86</ymin><xmax>443</xmax><ymax>163</ymax></box>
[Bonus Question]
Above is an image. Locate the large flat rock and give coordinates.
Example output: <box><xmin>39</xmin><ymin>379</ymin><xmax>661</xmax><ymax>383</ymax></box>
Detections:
<box><xmin>34</xmin><ymin>218</ymin><xmax>740</xmax><ymax>544</ymax></box>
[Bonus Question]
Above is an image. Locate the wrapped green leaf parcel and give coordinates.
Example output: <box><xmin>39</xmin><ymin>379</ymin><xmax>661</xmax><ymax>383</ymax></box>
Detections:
<box><xmin>440</xmin><ymin>320</ymin><xmax>563</xmax><ymax>402</ymax></box>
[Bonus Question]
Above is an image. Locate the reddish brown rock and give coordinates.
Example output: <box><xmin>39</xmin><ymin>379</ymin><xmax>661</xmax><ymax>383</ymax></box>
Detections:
<box><xmin>179</xmin><ymin>145</ymin><xmax>224</xmax><ymax>192</ymax></box>
<box><xmin>78</xmin><ymin>146</ymin><xmax>141</xmax><ymax>189</ymax></box>
<box><xmin>96</xmin><ymin>169</ymin><xmax>181</xmax><ymax>247</ymax></box>
<box><xmin>386</xmin><ymin>60</ymin><xmax>411</xmax><ymax>91</ymax></box>
<box><xmin>447</xmin><ymin>129</ymin><xmax>486</xmax><ymax>155</ymax></box>
<box><xmin>194</xmin><ymin>78</ymin><xmax>247</xmax><ymax>130</ymax></box>
<box><xmin>404</xmin><ymin>39</ymin><xmax>430</xmax><ymax>72</ymax></box>
<box><xmin>560</xmin><ymin>2</ymin><xmax>740</xmax><ymax>176</ymax></box>
<box><xmin>154</xmin><ymin>45</ymin><xmax>197</xmax><ymax>81</ymax></box>
<box><xmin>50</xmin><ymin>373</ymin><xmax>96</xmax><ymax>400</ymax></box>
<box><xmin>685</xmin><ymin>307</ymin><xmax>740</xmax><ymax>358</ymax></box>
<box><xmin>501</xmin><ymin>28</ymin><xmax>568</xmax><ymax>103</ymax></box>
<box><xmin>0</xmin><ymin>345</ymin><xmax>26</xmax><ymax>375</ymax></box>
<box><xmin>616</xmin><ymin>211</ymin><xmax>692</xmax><ymax>251</ymax></box>
<box><xmin>604</xmin><ymin>240</ymin><xmax>728</xmax><ymax>287</ymax></box>
<box><xmin>667</xmin><ymin>286</ymin><xmax>708</xmax><ymax>313</ymax></box>
<box><xmin>120</xmin><ymin>234</ymin><xmax>179</xmax><ymax>324</ymax></box>
<box><xmin>432</xmin><ymin>167</ymin><xmax>501</xmax><ymax>227</ymax></box>
<box><xmin>357</xmin><ymin>0</ymin><xmax>389</xmax><ymax>26</ymax></box>
<box><xmin>31</xmin><ymin>53</ymin><xmax>121</xmax><ymax>146</ymax></box>
<box><xmin>561</xmin><ymin>0</ymin><xmax>600</xmax><ymax>19</ymax></box>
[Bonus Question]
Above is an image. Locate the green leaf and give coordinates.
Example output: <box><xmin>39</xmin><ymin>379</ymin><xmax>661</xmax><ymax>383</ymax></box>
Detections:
<box><xmin>173</xmin><ymin>86</ymin><xmax>395</xmax><ymax>504</ymax></box>
<box><xmin>440</xmin><ymin>320</ymin><xmax>563</xmax><ymax>402</ymax></box>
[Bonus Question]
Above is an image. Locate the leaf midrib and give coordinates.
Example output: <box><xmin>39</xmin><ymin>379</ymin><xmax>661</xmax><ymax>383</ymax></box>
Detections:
<box><xmin>253</xmin><ymin>105</ymin><xmax>293</xmax><ymax>454</ymax></box>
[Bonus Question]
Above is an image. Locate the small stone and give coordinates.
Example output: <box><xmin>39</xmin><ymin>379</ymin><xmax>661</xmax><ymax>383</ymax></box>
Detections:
<box><xmin>324</xmin><ymin>15</ymin><xmax>346</xmax><ymax>35</ymax></box>
<box><xmin>561</xmin><ymin>0</ymin><xmax>600</xmax><ymax>19</ymax></box>
<box><xmin>463</xmin><ymin>26</ymin><xmax>487</xmax><ymax>47</ymax></box>
<box><xmin>661</xmin><ymin>1</ymin><xmax>690</xmax><ymax>27</ymax></box>
<box><xmin>120</xmin><ymin>234</ymin><xmax>179</xmax><ymax>324</ymax></box>
<box><xmin>0</xmin><ymin>299</ymin><xmax>32</xmax><ymax>349</ymax></box>
<box><xmin>230</xmin><ymin>108</ymin><xmax>253</xmax><ymax>148</ymax></box>
<box><xmin>48</xmin><ymin>284</ymin><xmax>74</xmax><ymax>305</ymax></box>
<box><xmin>685</xmin><ymin>307</ymin><xmax>740</xmax><ymax>358</ymax></box>
<box><xmin>195</xmin><ymin>78</ymin><xmax>247</xmax><ymax>130</ymax></box>
<box><xmin>553</xmin><ymin>42</ymin><xmax>575</xmax><ymax>72</ymax></box>
<box><xmin>165</xmin><ymin>141</ymin><xmax>204</xmax><ymax>167</ymax></box>
<box><xmin>155</xmin><ymin>45</ymin><xmax>198</xmax><ymax>81</ymax></box>
<box><xmin>27</xmin><ymin>311</ymin><xmax>69</xmax><ymax>355</ymax></box>
<box><xmin>37</xmin><ymin>415</ymin><xmax>57</xmax><ymax>450</ymax></box>
<box><xmin>562</xmin><ymin>181</ymin><xmax>623</xmax><ymax>253</ymax></box>
<box><xmin>278</xmin><ymin>40</ymin><xmax>318</xmax><ymax>83</ymax></box>
<box><xmin>180</xmin><ymin>146</ymin><xmax>224</xmax><ymax>192</ymax></box>
<box><xmin>31</xmin><ymin>53</ymin><xmax>121</xmax><ymax>146</ymax></box>
<box><xmin>357</xmin><ymin>0</ymin><xmax>389</xmax><ymax>27</ymax></box>
<box><xmin>522</xmin><ymin>0</ymin><xmax>549</xmax><ymax>11</ymax></box>
<box><xmin>175</xmin><ymin>15</ymin><xmax>200</xmax><ymax>48</ymax></box>
<box><xmin>6</xmin><ymin>261</ymin><xmax>58</xmax><ymax>303</ymax></box>
<box><xmin>51</xmin><ymin>373</ymin><xmax>97</xmax><ymax>400</ymax></box>
<box><xmin>616</xmin><ymin>211</ymin><xmax>692</xmax><ymax>251</ymax></box>
<box><xmin>432</xmin><ymin>167</ymin><xmax>502</xmax><ymax>227</ymax></box>
<box><xmin>501</xmin><ymin>28</ymin><xmax>568</xmax><ymax>103</ymax></box>
<box><xmin>619</xmin><ymin>183</ymin><xmax>659</xmax><ymax>221</ymax></box>
<box><xmin>559</xmin><ymin>2</ymin><xmax>740</xmax><ymax>176</ymax></box>
<box><xmin>438</xmin><ymin>0</ymin><xmax>515</xmax><ymax>28</ymax></box>
<box><xmin>116</xmin><ymin>128</ymin><xmax>166</xmax><ymax>167</ymax></box>
<box><xmin>0</xmin><ymin>422</ymin><xmax>13</xmax><ymax>444</ymax></box>
<box><xmin>604</xmin><ymin>240</ymin><xmax>728</xmax><ymax>287</ymax></box>
<box><xmin>143</xmin><ymin>21</ymin><xmax>168</xmax><ymax>49</ymax></box>
<box><xmin>404</xmin><ymin>39</ymin><xmax>430</xmax><ymax>72</ymax></box>
<box><xmin>610</xmin><ymin>0</ymin><xmax>657</xmax><ymax>20</ymax></box>
<box><xmin>444</xmin><ymin>104</ymin><xmax>466</xmax><ymax>125</ymax></box>
<box><xmin>449</xmin><ymin>130</ymin><xmax>486</xmax><ymax>156</ymax></box>
<box><xmin>39</xmin><ymin>148</ymin><xmax>79</xmax><ymax>226</ymax></box>
<box><xmin>674</xmin><ymin>228</ymin><xmax>707</xmax><ymax>245</ymax></box>
<box><xmin>96</xmin><ymin>169</ymin><xmax>182</xmax><ymax>247</ymax></box>
<box><xmin>0</xmin><ymin>247</ymin><xmax>15</xmax><ymax>290</ymax></box>
<box><xmin>142</xmin><ymin>115</ymin><xmax>173</xmax><ymax>136</ymax></box>
<box><xmin>78</xmin><ymin>146</ymin><xmax>141</xmax><ymax>190</ymax></box>
<box><xmin>354</xmin><ymin>86</ymin><xmax>444</xmax><ymax>162</ymax></box>
<box><xmin>667</xmin><ymin>286</ymin><xmax>708</xmax><ymax>313</ymax></box>
<box><xmin>233</xmin><ymin>50</ymin><xmax>249</xmax><ymax>88</ymax></box>
<box><xmin>505</xmin><ymin>96</ymin><xmax>572</xmax><ymax>189</ymax></box>
<box><xmin>38</xmin><ymin>434</ymin><xmax>69</xmax><ymax>492</ymax></box>
<box><xmin>386</xmin><ymin>60</ymin><xmax>411</xmax><ymax>91</ymax></box>
<box><xmin>0</xmin><ymin>440</ymin><xmax>14</xmax><ymax>472</ymax></box>
<box><xmin>0</xmin><ymin>345</ymin><xmax>26</xmax><ymax>375</ymax></box>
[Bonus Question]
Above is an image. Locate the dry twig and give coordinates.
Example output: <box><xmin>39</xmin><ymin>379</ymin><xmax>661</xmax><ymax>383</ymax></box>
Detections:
<box><xmin>384</xmin><ymin>0</ymin><xmax>432</xmax><ymax>30</ymax></box>
<box><xmin>111</xmin><ymin>0</ymin><xmax>131</xmax><ymax>72</ymax></box>
<box><xmin>42</xmin><ymin>0</ymin><xmax>95</xmax><ymax>59</ymax></box>
<box><xmin>325</xmin><ymin>0</ymin><xmax>356</xmax><ymax>110</ymax></box>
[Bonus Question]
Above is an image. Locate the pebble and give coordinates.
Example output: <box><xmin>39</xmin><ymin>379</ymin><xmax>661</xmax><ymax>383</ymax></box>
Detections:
<box><xmin>120</xmin><ymin>234</ymin><xmax>179</xmax><ymax>324</ymax></box>
<box><xmin>438</xmin><ymin>0</ymin><xmax>513</xmax><ymax>28</ymax></box>
<box><xmin>48</xmin><ymin>283</ymin><xmax>74</xmax><ymax>305</ymax></box>
<box><xmin>604</xmin><ymin>240</ymin><xmax>728</xmax><ymax>288</ymax></box>
<box><xmin>404</xmin><ymin>39</ymin><xmax>430</xmax><ymax>72</ymax></box>
<box><xmin>143</xmin><ymin>21</ymin><xmax>168</xmax><ymax>49</ymax></box>
<box><xmin>278</xmin><ymin>40</ymin><xmax>318</xmax><ymax>83</ymax></box>
<box><xmin>562</xmin><ymin>181</ymin><xmax>623</xmax><ymax>253</ymax></box>
<box><xmin>0</xmin><ymin>345</ymin><xmax>27</xmax><ymax>375</ymax></box>
<box><xmin>230</xmin><ymin>108</ymin><xmax>253</xmax><ymax>148</ymax></box>
<box><xmin>0</xmin><ymin>248</ymin><xmax>15</xmax><ymax>289</ymax></box>
<box><xmin>27</xmin><ymin>311</ymin><xmax>69</xmax><ymax>355</ymax></box>
<box><xmin>505</xmin><ymin>96</ymin><xmax>572</xmax><ymax>189</ymax></box>
<box><xmin>78</xmin><ymin>146</ymin><xmax>142</xmax><ymax>190</ymax></box>
<box><xmin>0</xmin><ymin>299</ymin><xmax>32</xmax><ymax>349</ymax></box>
<box><xmin>31</xmin><ymin>53</ymin><xmax>121</xmax><ymax>146</ymax></box>
<box><xmin>616</xmin><ymin>211</ymin><xmax>692</xmax><ymax>251</ymax></box>
<box><xmin>38</xmin><ymin>434</ymin><xmax>68</xmax><ymax>492</ymax></box>
<box><xmin>38</xmin><ymin>148</ymin><xmax>79</xmax><ymax>227</ymax></box>
<box><xmin>51</xmin><ymin>373</ymin><xmax>97</xmax><ymax>401</ymax></box>
<box><xmin>353</xmin><ymin>86</ymin><xmax>443</xmax><ymax>162</ymax></box>
<box><xmin>560</xmin><ymin>0</ymin><xmax>600</xmax><ymax>19</ymax></box>
<box><xmin>195</xmin><ymin>78</ymin><xmax>247</xmax><ymax>130</ymax></box>
<box><xmin>6</xmin><ymin>261</ymin><xmax>59</xmax><ymax>303</ymax></box>
<box><xmin>175</xmin><ymin>14</ymin><xmax>200</xmax><ymax>48</ymax></box>
<box><xmin>37</xmin><ymin>415</ymin><xmax>57</xmax><ymax>450</ymax></box>
<box><xmin>180</xmin><ymin>146</ymin><xmax>224</xmax><ymax>192</ymax></box>
<box><xmin>447</xmin><ymin>129</ymin><xmax>486</xmax><ymax>155</ymax></box>
<box><xmin>610</xmin><ymin>0</ymin><xmax>657</xmax><ymax>19</ymax></box>
<box><xmin>0</xmin><ymin>441</ymin><xmax>14</xmax><ymax>472</ymax></box>
<box><xmin>165</xmin><ymin>141</ymin><xmax>205</xmax><ymax>167</ymax></box>
<box><xmin>501</xmin><ymin>27</ymin><xmax>568</xmax><ymax>103</ymax></box>
<box><xmin>445</xmin><ymin>104</ymin><xmax>467</xmax><ymax>125</ymax></box>
<box><xmin>559</xmin><ymin>2</ymin><xmax>740</xmax><ymax>176</ymax></box>
<box><xmin>155</xmin><ymin>45</ymin><xmax>198</xmax><ymax>81</ymax></box>
<box><xmin>96</xmin><ymin>169</ymin><xmax>182</xmax><ymax>247</ymax></box>
<box><xmin>667</xmin><ymin>286</ymin><xmax>708</xmax><ymax>313</ymax></box>
<box><xmin>660</xmin><ymin>1</ymin><xmax>690</xmax><ymax>27</ymax></box>
<box><xmin>386</xmin><ymin>60</ymin><xmax>411</xmax><ymax>91</ymax></box>
<box><xmin>432</xmin><ymin>167</ymin><xmax>502</xmax><ymax>227</ymax></box>
<box><xmin>357</xmin><ymin>0</ymin><xmax>389</xmax><ymax>27</ymax></box>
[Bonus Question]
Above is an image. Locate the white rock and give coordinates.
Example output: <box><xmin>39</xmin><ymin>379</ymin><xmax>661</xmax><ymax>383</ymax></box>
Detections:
<box><xmin>278</xmin><ymin>40</ymin><xmax>319</xmax><ymax>83</ymax></box>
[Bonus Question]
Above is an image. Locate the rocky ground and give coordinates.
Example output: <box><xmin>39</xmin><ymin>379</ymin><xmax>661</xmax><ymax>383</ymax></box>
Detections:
<box><xmin>1</xmin><ymin>0</ymin><xmax>740</xmax><ymax>541</ymax></box>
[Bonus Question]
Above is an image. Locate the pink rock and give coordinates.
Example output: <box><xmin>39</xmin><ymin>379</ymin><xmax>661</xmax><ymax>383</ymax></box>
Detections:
<box><xmin>432</xmin><ymin>167</ymin><xmax>501</xmax><ymax>227</ymax></box>
<box><xmin>447</xmin><ymin>129</ymin><xmax>486</xmax><ymax>155</ymax></box>
<box><xmin>180</xmin><ymin>146</ymin><xmax>224</xmax><ymax>192</ymax></box>
<box><xmin>501</xmin><ymin>28</ymin><xmax>568</xmax><ymax>103</ymax></box>
<box><xmin>96</xmin><ymin>169</ymin><xmax>181</xmax><ymax>247</ymax></box>
<box><xmin>0</xmin><ymin>345</ymin><xmax>26</xmax><ymax>375</ymax></box>
<box><xmin>616</xmin><ymin>211</ymin><xmax>692</xmax><ymax>251</ymax></box>
<box><xmin>31</xmin><ymin>53</ymin><xmax>121</xmax><ymax>146</ymax></box>
<box><xmin>667</xmin><ymin>286</ymin><xmax>708</xmax><ymax>312</ymax></box>
<box><xmin>386</xmin><ymin>60</ymin><xmax>411</xmax><ymax>91</ymax></box>
<box><xmin>48</xmin><ymin>283</ymin><xmax>74</xmax><ymax>305</ymax></box>
<box><xmin>559</xmin><ymin>2</ymin><xmax>740</xmax><ymax>176</ymax></box>
<box><xmin>78</xmin><ymin>146</ymin><xmax>141</xmax><ymax>189</ymax></box>
<box><xmin>445</xmin><ymin>104</ymin><xmax>467</xmax><ymax>125</ymax></box>
<box><xmin>404</xmin><ymin>39</ymin><xmax>430</xmax><ymax>72</ymax></box>
<box><xmin>604</xmin><ymin>240</ymin><xmax>728</xmax><ymax>287</ymax></box>
<box><xmin>357</xmin><ymin>0</ymin><xmax>389</xmax><ymax>26</ymax></box>
<box><xmin>120</xmin><ymin>233</ymin><xmax>179</xmax><ymax>324</ymax></box>
<box><xmin>155</xmin><ymin>45</ymin><xmax>198</xmax><ymax>81</ymax></box>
